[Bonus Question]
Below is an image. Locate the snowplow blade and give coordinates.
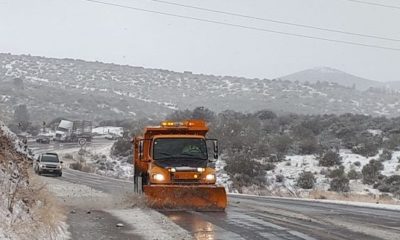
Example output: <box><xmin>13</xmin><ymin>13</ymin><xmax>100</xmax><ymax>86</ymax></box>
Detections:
<box><xmin>144</xmin><ymin>185</ymin><xmax>227</xmax><ymax>211</ymax></box>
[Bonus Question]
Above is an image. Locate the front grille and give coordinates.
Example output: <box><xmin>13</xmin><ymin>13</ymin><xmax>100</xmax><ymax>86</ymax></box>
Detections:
<box><xmin>46</xmin><ymin>165</ymin><xmax>57</xmax><ymax>168</ymax></box>
<box><xmin>172</xmin><ymin>179</ymin><xmax>200</xmax><ymax>184</ymax></box>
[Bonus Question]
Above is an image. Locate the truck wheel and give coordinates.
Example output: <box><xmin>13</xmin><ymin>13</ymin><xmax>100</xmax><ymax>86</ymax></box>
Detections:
<box><xmin>58</xmin><ymin>172</ymin><xmax>62</xmax><ymax>177</ymax></box>
<box><xmin>141</xmin><ymin>174</ymin><xmax>148</xmax><ymax>192</ymax></box>
<box><xmin>134</xmin><ymin>175</ymin><xmax>139</xmax><ymax>193</ymax></box>
<box><xmin>134</xmin><ymin>166</ymin><xmax>139</xmax><ymax>193</ymax></box>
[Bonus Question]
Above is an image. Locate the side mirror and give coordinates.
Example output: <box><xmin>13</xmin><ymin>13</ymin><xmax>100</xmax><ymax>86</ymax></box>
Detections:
<box><xmin>213</xmin><ymin>140</ymin><xmax>219</xmax><ymax>161</ymax></box>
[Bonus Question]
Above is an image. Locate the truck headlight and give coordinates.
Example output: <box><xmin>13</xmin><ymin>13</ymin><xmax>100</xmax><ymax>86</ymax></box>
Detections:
<box><xmin>153</xmin><ymin>173</ymin><xmax>165</xmax><ymax>181</ymax></box>
<box><xmin>197</xmin><ymin>167</ymin><xmax>205</xmax><ymax>172</ymax></box>
<box><xmin>205</xmin><ymin>174</ymin><xmax>215</xmax><ymax>181</ymax></box>
<box><xmin>39</xmin><ymin>164</ymin><xmax>44</xmax><ymax>168</ymax></box>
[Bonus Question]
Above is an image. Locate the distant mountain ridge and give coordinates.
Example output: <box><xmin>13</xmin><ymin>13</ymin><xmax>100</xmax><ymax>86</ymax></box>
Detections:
<box><xmin>280</xmin><ymin>67</ymin><xmax>392</xmax><ymax>91</ymax></box>
<box><xmin>1</xmin><ymin>53</ymin><xmax>400</xmax><ymax>122</ymax></box>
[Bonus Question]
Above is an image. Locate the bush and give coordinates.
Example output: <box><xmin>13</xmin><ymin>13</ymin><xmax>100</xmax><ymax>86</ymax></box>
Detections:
<box><xmin>264</xmin><ymin>162</ymin><xmax>276</xmax><ymax>171</ymax></box>
<box><xmin>69</xmin><ymin>161</ymin><xmax>83</xmax><ymax>170</ymax></box>
<box><xmin>63</xmin><ymin>153</ymin><xmax>73</xmax><ymax>159</ymax></box>
<box><xmin>328</xmin><ymin>166</ymin><xmax>345</xmax><ymax>178</ymax></box>
<box><xmin>319</xmin><ymin>150</ymin><xmax>342</xmax><ymax>167</ymax></box>
<box><xmin>353</xmin><ymin>161</ymin><xmax>361</xmax><ymax>167</ymax></box>
<box><xmin>375</xmin><ymin>175</ymin><xmax>400</xmax><ymax>197</ymax></box>
<box><xmin>111</xmin><ymin>138</ymin><xmax>132</xmax><ymax>157</ymax></box>
<box><xmin>297</xmin><ymin>171</ymin><xmax>315</xmax><ymax>189</ymax></box>
<box><xmin>330</xmin><ymin>176</ymin><xmax>350</xmax><ymax>192</ymax></box>
<box><xmin>225</xmin><ymin>153</ymin><xmax>266</xmax><ymax>187</ymax></box>
<box><xmin>352</xmin><ymin>142</ymin><xmax>379</xmax><ymax>157</ymax></box>
<box><xmin>276</xmin><ymin>174</ymin><xmax>284</xmax><ymax>183</ymax></box>
<box><xmin>362</xmin><ymin>160</ymin><xmax>384</xmax><ymax>184</ymax></box>
<box><xmin>348</xmin><ymin>169</ymin><xmax>361</xmax><ymax>180</ymax></box>
<box><xmin>379</xmin><ymin>149</ymin><xmax>392</xmax><ymax>161</ymax></box>
<box><xmin>271</xmin><ymin>135</ymin><xmax>292</xmax><ymax>154</ymax></box>
<box><xmin>298</xmin><ymin>137</ymin><xmax>320</xmax><ymax>155</ymax></box>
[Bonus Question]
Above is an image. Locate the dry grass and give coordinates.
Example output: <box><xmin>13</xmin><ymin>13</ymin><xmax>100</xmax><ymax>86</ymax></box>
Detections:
<box><xmin>309</xmin><ymin>190</ymin><xmax>400</xmax><ymax>205</ymax></box>
<box><xmin>69</xmin><ymin>160</ymin><xmax>95</xmax><ymax>173</ymax></box>
<box><xmin>0</xmin><ymin>129</ymin><xmax>68</xmax><ymax>240</ymax></box>
<box><xmin>6</xmin><ymin>171</ymin><xmax>68</xmax><ymax>240</ymax></box>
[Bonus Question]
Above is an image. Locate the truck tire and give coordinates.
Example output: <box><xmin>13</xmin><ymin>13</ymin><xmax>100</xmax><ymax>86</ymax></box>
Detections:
<box><xmin>134</xmin><ymin>165</ymin><xmax>139</xmax><ymax>193</ymax></box>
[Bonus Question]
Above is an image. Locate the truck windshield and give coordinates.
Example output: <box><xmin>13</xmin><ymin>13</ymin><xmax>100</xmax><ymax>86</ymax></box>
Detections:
<box><xmin>153</xmin><ymin>138</ymin><xmax>207</xmax><ymax>161</ymax></box>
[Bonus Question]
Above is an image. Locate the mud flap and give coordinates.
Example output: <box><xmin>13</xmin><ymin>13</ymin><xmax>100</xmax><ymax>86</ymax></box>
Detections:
<box><xmin>144</xmin><ymin>185</ymin><xmax>227</xmax><ymax>211</ymax></box>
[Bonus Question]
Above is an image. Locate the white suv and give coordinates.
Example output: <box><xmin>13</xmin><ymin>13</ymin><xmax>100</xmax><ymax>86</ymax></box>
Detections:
<box><xmin>34</xmin><ymin>153</ymin><xmax>63</xmax><ymax>177</ymax></box>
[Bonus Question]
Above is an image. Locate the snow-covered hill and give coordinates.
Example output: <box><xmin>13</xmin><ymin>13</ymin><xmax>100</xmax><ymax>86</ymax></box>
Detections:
<box><xmin>280</xmin><ymin>67</ymin><xmax>388</xmax><ymax>91</ymax></box>
<box><xmin>2</xmin><ymin>53</ymin><xmax>400</xmax><ymax>122</ymax></box>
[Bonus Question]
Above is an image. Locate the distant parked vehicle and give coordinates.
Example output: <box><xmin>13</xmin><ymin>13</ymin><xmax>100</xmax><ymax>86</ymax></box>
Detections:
<box><xmin>36</xmin><ymin>135</ymin><xmax>50</xmax><ymax>144</ymax></box>
<box><xmin>34</xmin><ymin>153</ymin><xmax>63</xmax><ymax>176</ymax></box>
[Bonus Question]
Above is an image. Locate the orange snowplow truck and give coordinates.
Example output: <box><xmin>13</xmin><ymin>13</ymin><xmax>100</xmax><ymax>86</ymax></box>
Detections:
<box><xmin>132</xmin><ymin>119</ymin><xmax>227</xmax><ymax>211</ymax></box>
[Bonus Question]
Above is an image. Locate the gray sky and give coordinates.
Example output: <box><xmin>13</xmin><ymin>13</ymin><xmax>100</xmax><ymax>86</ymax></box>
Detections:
<box><xmin>1</xmin><ymin>0</ymin><xmax>400</xmax><ymax>82</ymax></box>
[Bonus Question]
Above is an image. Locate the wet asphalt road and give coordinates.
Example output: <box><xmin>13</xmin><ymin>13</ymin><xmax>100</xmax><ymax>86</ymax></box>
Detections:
<box><xmin>33</xmin><ymin>140</ymin><xmax>400</xmax><ymax>240</ymax></box>
<box><xmin>59</xmin><ymin>168</ymin><xmax>400</xmax><ymax>240</ymax></box>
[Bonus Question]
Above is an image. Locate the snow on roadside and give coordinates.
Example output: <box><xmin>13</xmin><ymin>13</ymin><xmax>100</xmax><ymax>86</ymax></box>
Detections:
<box><xmin>84</xmin><ymin>143</ymin><xmax>133</xmax><ymax>179</ymax></box>
<box><xmin>107</xmin><ymin>208</ymin><xmax>193</xmax><ymax>240</ymax></box>
<box><xmin>92</xmin><ymin>126</ymin><xmax>123</xmax><ymax>137</ymax></box>
<box><xmin>215</xmin><ymin>157</ymin><xmax>235</xmax><ymax>193</ymax></box>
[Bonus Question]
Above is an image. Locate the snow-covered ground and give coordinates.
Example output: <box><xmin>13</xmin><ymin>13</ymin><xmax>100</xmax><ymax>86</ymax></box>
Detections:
<box><xmin>264</xmin><ymin>150</ymin><xmax>399</xmax><ymax>197</ymax></box>
<box><xmin>92</xmin><ymin>126</ymin><xmax>124</xmax><ymax>137</ymax></box>
<box><xmin>59</xmin><ymin>141</ymin><xmax>134</xmax><ymax>180</ymax></box>
<box><xmin>219</xmin><ymin>149</ymin><xmax>400</xmax><ymax>202</ymax></box>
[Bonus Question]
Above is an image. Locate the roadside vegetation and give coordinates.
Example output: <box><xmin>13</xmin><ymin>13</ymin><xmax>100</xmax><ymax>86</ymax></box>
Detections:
<box><xmin>109</xmin><ymin>107</ymin><xmax>400</xmax><ymax>198</ymax></box>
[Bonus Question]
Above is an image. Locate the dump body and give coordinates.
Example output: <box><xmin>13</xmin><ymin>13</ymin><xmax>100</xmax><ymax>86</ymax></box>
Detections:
<box><xmin>133</xmin><ymin>120</ymin><xmax>227</xmax><ymax>211</ymax></box>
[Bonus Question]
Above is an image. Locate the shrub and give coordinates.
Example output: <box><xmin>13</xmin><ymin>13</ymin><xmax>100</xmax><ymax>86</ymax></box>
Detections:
<box><xmin>69</xmin><ymin>161</ymin><xmax>83</xmax><ymax>170</ymax></box>
<box><xmin>63</xmin><ymin>153</ymin><xmax>73</xmax><ymax>159</ymax></box>
<box><xmin>319</xmin><ymin>150</ymin><xmax>342</xmax><ymax>167</ymax></box>
<box><xmin>379</xmin><ymin>149</ymin><xmax>392</xmax><ymax>161</ymax></box>
<box><xmin>275</xmin><ymin>174</ymin><xmax>284</xmax><ymax>183</ymax></box>
<box><xmin>362</xmin><ymin>160</ymin><xmax>384</xmax><ymax>184</ymax></box>
<box><xmin>328</xmin><ymin>166</ymin><xmax>345</xmax><ymax>178</ymax></box>
<box><xmin>298</xmin><ymin>137</ymin><xmax>320</xmax><ymax>155</ymax></box>
<box><xmin>353</xmin><ymin>161</ymin><xmax>361</xmax><ymax>167</ymax></box>
<box><xmin>225</xmin><ymin>153</ymin><xmax>266</xmax><ymax>187</ymax></box>
<box><xmin>352</xmin><ymin>142</ymin><xmax>379</xmax><ymax>157</ymax></box>
<box><xmin>297</xmin><ymin>171</ymin><xmax>315</xmax><ymax>189</ymax></box>
<box><xmin>111</xmin><ymin>137</ymin><xmax>132</xmax><ymax>157</ymax></box>
<box><xmin>348</xmin><ymin>169</ymin><xmax>361</xmax><ymax>180</ymax></box>
<box><xmin>271</xmin><ymin>135</ymin><xmax>292</xmax><ymax>154</ymax></box>
<box><xmin>264</xmin><ymin>162</ymin><xmax>276</xmax><ymax>171</ymax></box>
<box><xmin>375</xmin><ymin>175</ymin><xmax>400</xmax><ymax>197</ymax></box>
<box><xmin>330</xmin><ymin>176</ymin><xmax>350</xmax><ymax>192</ymax></box>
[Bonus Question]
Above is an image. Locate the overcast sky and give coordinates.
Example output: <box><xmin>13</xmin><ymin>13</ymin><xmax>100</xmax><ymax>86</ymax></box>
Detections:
<box><xmin>1</xmin><ymin>0</ymin><xmax>400</xmax><ymax>82</ymax></box>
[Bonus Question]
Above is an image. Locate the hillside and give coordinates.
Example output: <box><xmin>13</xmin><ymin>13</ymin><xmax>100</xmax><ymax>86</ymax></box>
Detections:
<box><xmin>1</xmin><ymin>53</ymin><xmax>400</xmax><ymax>123</ymax></box>
<box><xmin>280</xmin><ymin>67</ymin><xmax>385</xmax><ymax>91</ymax></box>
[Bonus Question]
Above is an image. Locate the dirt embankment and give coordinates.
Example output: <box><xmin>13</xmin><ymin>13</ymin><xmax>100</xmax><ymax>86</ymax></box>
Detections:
<box><xmin>0</xmin><ymin>123</ymin><xmax>68</xmax><ymax>240</ymax></box>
